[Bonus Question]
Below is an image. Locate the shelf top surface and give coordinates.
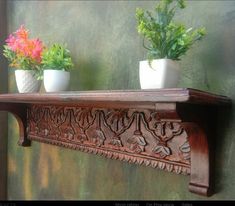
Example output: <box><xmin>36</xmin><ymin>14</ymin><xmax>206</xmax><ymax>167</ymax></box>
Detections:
<box><xmin>0</xmin><ymin>88</ymin><xmax>231</xmax><ymax>105</ymax></box>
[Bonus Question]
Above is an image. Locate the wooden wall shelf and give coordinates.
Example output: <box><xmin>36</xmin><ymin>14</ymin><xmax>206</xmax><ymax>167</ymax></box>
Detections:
<box><xmin>0</xmin><ymin>88</ymin><xmax>231</xmax><ymax>196</ymax></box>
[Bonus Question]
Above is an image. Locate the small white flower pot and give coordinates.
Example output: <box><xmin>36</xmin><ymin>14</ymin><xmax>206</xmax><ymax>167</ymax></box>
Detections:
<box><xmin>139</xmin><ymin>59</ymin><xmax>180</xmax><ymax>89</ymax></box>
<box><xmin>15</xmin><ymin>70</ymin><xmax>42</xmax><ymax>93</ymax></box>
<box><xmin>43</xmin><ymin>70</ymin><xmax>70</xmax><ymax>92</ymax></box>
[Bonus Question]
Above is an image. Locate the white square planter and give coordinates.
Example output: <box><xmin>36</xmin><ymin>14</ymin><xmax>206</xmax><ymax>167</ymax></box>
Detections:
<box><xmin>139</xmin><ymin>59</ymin><xmax>180</xmax><ymax>89</ymax></box>
<box><xmin>43</xmin><ymin>70</ymin><xmax>70</xmax><ymax>92</ymax></box>
<box><xmin>15</xmin><ymin>70</ymin><xmax>42</xmax><ymax>93</ymax></box>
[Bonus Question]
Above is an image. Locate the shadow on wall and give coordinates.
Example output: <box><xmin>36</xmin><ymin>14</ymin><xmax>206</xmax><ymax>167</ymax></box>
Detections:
<box><xmin>70</xmin><ymin>58</ymin><xmax>107</xmax><ymax>91</ymax></box>
<box><xmin>213</xmin><ymin>103</ymin><xmax>234</xmax><ymax>194</ymax></box>
<box><xmin>199</xmin><ymin>12</ymin><xmax>235</xmax><ymax>94</ymax></box>
<box><xmin>199</xmin><ymin>11</ymin><xmax>235</xmax><ymax>196</ymax></box>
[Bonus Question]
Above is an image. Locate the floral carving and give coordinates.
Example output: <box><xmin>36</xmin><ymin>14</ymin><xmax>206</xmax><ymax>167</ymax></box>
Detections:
<box><xmin>74</xmin><ymin>108</ymin><xmax>96</xmax><ymax>142</ymax></box>
<box><xmin>146</xmin><ymin>121</ymin><xmax>183</xmax><ymax>158</ymax></box>
<box><xmin>104</xmin><ymin>109</ymin><xmax>134</xmax><ymax>148</ymax></box>
<box><xmin>127</xmin><ymin>130</ymin><xmax>147</xmax><ymax>153</ymax></box>
<box><xmin>180</xmin><ymin>140</ymin><xmax>191</xmax><ymax>160</ymax></box>
<box><xmin>105</xmin><ymin>109</ymin><xmax>130</xmax><ymax>133</ymax></box>
<box><xmin>109</xmin><ymin>135</ymin><xmax>123</xmax><ymax>147</ymax></box>
<box><xmin>27</xmin><ymin>105</ymin><xmax>190</xmax><ymax>175</ymax></box>
<box><xmin>91</xmin><ymin>129</ymin><xmax>106</xmax><ymax>147</ymax></box>
<box><xmin>126</xmin><ymin>113</ymin><xmax>147</xmax><ymax>153</ymax></box>
<box><xmin>153</xmin><ymin>144</ymin><xmax>171</xmax><ymax>158</ymax></box>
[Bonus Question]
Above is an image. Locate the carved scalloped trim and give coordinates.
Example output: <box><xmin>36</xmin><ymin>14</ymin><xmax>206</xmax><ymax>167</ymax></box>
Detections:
<box><xmin>28</xmin><ymin>135</ymin><xmax>190</xmax><ymax>175</ymax></box>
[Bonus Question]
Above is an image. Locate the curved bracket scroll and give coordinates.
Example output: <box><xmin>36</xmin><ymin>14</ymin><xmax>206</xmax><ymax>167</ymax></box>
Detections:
<box><xmin>181</xmin><ymin>122</ymin><xmax>211</xmax><ymax>196</ymax></box>
<box><xmin>0</xmin><ymin>103</ymin><xmax>31</xmax><ymax>146</ymax></box>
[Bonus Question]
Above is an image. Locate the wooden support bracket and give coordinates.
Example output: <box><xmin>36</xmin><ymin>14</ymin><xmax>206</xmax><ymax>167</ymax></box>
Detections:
<box><xmin>0</xmin><ymin>89</ymin><xmax>231</xmax><ymax>196</ymax></box>
<box><xmin>0</xmin><ymin>103</ymin><xmax>30</xmax><ymax>146</ymax></box>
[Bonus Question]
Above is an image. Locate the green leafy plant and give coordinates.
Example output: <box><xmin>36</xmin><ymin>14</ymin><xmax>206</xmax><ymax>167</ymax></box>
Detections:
<box><xmin>136</xmin><ymin>0</ymin><xmax>206</xmax><ymax>61</ymax></box>
<box><xmin>42</xmin><ymin>44</ymin><xmax>74</xmax><ymax>71</ymax></box>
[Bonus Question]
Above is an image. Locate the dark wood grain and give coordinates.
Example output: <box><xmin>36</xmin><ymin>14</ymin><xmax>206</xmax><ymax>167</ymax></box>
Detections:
<box><xmin>0</xmin><ymin>88</ymin><xmax>231</xmax><ymax>105</ymax></box>
<box><xmin>0</xmin><ymin>103</ymin><xmax>31</xmax><ymax>147</ymax></box>
<box><xmin>182</xmin><ymin>123</ymin><xmax>210</xmax><ymax>196</ymax></box>
<box><xmin>0</xmin><ymin>89</ymin><xmax>231</xmax><ymax>197</ymax></box>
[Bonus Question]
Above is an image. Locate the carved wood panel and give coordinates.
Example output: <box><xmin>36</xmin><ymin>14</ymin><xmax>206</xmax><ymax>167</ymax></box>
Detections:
<box><xmin>27</xmin><ymin>105</ymin><xmax>191</xmax><ymax>175</ymax></box>
<box><xmin>1</xmin><ymin>89</ymin><xmax>230</xmax><ymax>196</ymax></box>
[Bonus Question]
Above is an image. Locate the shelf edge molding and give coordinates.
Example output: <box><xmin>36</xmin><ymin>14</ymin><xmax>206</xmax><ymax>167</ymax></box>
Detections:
<box><xmin>0</xmin><ymin>89</ymin><xmax>231</xmax><ymax>197</ymax></box>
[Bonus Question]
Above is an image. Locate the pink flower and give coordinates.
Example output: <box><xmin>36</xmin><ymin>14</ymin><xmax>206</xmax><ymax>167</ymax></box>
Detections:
<box><xmin>15</xmin><ymin>25</ymin><xmax>29</xmax><ymax>39</ymax></box>
<box><xmin>6</xmin><ymin>34</ymin><xmax>17</xmax><ymax>51</ymax></box>
<box><xmin>30</xmin><ymin>39</ymin><xmax>44</xmax><ymax>62</ymax></box>
<box><xmin>5</xmin><ymin>25</ymin><xmax>44</xmax><ymax>63</ymax></box>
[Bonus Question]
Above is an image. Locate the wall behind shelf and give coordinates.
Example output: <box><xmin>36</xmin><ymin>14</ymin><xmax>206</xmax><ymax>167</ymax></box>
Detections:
<box><xmin>0</xmin><ymin>0</ymin><xmax>8</xmax><ymax>200</ymax></box>
<box><xmin>6</xmin><ymin>0</ymin><xmax>235</xmax><ymax>200</ymax></box>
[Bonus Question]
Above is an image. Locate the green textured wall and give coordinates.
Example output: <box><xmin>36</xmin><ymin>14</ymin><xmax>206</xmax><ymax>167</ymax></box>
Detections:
<box><xmin>6</xmin><ymin>0</ymin><xmax>235</xmax><ymax>200</ymax></box>
<box><xmin>0</xmin><ymin>0</ymin><xmax>8</xmax><ymax>200</ymax></box>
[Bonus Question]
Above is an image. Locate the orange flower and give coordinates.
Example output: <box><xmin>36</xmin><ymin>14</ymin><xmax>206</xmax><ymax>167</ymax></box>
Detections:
<box><xmin>5</xmin><ymin>25</ymin><xmax>44</xmax><ymax>63</ymax></box>
<box><xmin>15</xmin><ymin>25</ymin><xmax>29</xmax><ymax>39</ymax></box>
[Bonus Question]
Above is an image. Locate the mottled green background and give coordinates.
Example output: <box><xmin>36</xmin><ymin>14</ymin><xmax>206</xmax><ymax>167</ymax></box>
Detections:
<box><xmin>6</xmin><ymin>0</ymin><xmax>235</xmax><ymax>200</ymax></box>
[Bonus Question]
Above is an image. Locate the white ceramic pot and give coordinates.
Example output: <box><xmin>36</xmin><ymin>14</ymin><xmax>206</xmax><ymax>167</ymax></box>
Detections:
<box><xmin>139</xmin><ymin>59</ymin><xmax>180</xmax><ymax>89</ymax></box>
<box><xmin>43</xmin><ymin>70</ymin><xmax>70</xmax><ymax>92</ymax></box>
<box><xmin>15</xmin><ymin>70</ymin><xmax>42</xmax><ymax>93</ymax></box>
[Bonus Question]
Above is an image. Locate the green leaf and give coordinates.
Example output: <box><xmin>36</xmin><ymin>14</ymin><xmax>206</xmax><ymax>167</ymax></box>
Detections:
<box><xmin>136</xmin><ymin>0</ymin><xmax>206</xmax><ymax>61</ymax></box>
<box><xmin>41</xmin><ymin>43</ymin><xmax>74</xmax><ymax>71</ymax></box>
